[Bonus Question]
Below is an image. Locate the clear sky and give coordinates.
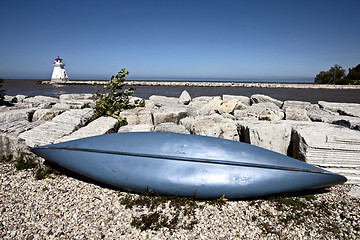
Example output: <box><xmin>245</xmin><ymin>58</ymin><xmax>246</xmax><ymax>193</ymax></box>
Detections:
<box><xmin>1</xmin><ymin>0</ymin><xmax>359</xmax><ymax>81</ymax></box>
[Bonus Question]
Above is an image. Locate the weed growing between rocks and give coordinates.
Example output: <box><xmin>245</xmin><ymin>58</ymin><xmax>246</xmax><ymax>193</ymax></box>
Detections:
<box><xmin>0</xmin><ymin>153</ymin><xmax>13</xmax><ymax>162</ymax></box>
<box><xmin>4</xmin><ymin>151</ymin><xmax>62</xmax><ymax>180</ymax></box>
<box><xmin>118</xmin><ymin>191</ymin><xmax>203</xmax><ymax>232</ymax></box>
<box><xmin>93</xmin><ymin>68</ymin><xmax>145</xmax><ymax>125</ymax></box>
<box><xmin>248</xmin><ymin>192</ymin><xmax>359</xmax><ymax>239</ymax></box>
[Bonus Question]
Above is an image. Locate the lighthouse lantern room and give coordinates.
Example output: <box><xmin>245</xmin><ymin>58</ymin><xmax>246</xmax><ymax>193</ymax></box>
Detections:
<box><xmin>51</xmin><ymin>56</ymin><xmax>69</xmax><ymax>83</ymax></box>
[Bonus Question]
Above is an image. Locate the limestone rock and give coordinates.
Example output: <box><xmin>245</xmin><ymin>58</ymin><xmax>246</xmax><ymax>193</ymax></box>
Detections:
<box><xmin>282</xmin><ymin>100</ymin><xmax>312</xmax><ymax>110</ymax></box>
<box><xmin>196</xmin><ymin>97</ymin><xmax>223</xmax><ymax>116</ymax></box>
<box><xmin>188</xmin><ymin>114</ymin><xmax>239</xmax><ymax>141</ymax></box>
<box><xmin>348</xmin><ymin>185</ymin><xmax>360</xmax><ymax>199</ymax></box>
<box><xmin>0</xmin><ymin>108</ymin><xmax>37</xmax><ymax>123</ymax></box>
<box><xmin>22</xmin><ymin>96</ymin><xmax>59</xmax><ymax>108</ymax></box>
<box><xmin>285</xmin><ymin>108</ymin><xmax>311</xmax><ymax>121</ymax></box>
<box><xmin>191</xmin><ymin>96</ymin><xmax>217</xmax><ymax>104</ymax></box>
<box><xmin>0</xmin><ymin>133</ymin><xmax>29</xmax><ymax>156</ymax></box>
<box><xmin>238</xmin><ymin>121</ymin><xmax>292</xmax><ymax>155</ymax></box>
<box><xmin>51</xmin><ymin>103</ymin><xmax>72</xmax><ymax>110</ymax></box>
<box><xmin>309</xmin><ymin>113</ymin><xmax>360</xmax><ymax>130</ymax></box>
<box><xmin>290</xmin><ymin>122</ymin><xmax>360</xmax><ymax>184</ymax></box>
<box><xmin>118</xmin><ymin>124</ymin><xmax>154</xmax><ymax>132</ymax></box>
<box><xmin>148</xmin><ymin>95</ymin><xmax>181</xmax><ymax>108</ymax></box>
<box><xmin>218</xmin><ymin>99</ymin><xmax>244</xmax><ymax>114</ymax></box>
<box><xmin>129</xmin><ymin>96</ymin><xmax>145</xmax><ymax>107</ymax></box>
<box><xmin>18</xmin><ymin>108</ymin><xmax>93</xmax><ymax>147</ymax></box>
<box><xmin>59</xmin><ymin>94</ymin><xmax>95</xmax><ymax>109</ymax></box>
<box><xmin>56</xmin><ymin>117</ymin><xmax>119</xmax><ymax>143</ymax></box>
<box><xmin>318</xmin><ymin>101</ymin><xmax>360</xmax><ymax>118</ymax></box>
<box><xmin>179</xmin><ymin>90</ymin><xmax>191</xmax><ymax>105</ymax></box>
<box><xmin>32</xmin><ymin>109</ymin><xmax>63</xmax><ymax>121</ymax></box>
<box><xmin>59</xmin><ymin>93</ymin><xmax>95</xmax><ymax>102</ymax></box>
<box><xmin>222</xmin><ymin>95</ymin><xmax>251</xmax><ymax>106</ymax></box>
<box><xmin>152</xmin><ymin>106</ymin><xmax>187</xmax><ymax>126</ymax></box>
<box><xmin>0</xmin><ymin>120</ymin><xmax>45</xmax><ymax>136</ymax></box>
<box><xmin>120</xmin><ymin>108</ymin><xmax>153</xmax><ymax>125</ymax></box>
<box><xmin>234</xmin><ymin>102</ymin><xmax>284</xmax><ymax>121</ymax></box>
<box><xmin>250</xmin><ymin>94</ymin><xmax>283</xmax><ymax>108</ymax></box>
<box><xmin>306</xmin><ymin>104</ymin><xmax>336</xmax><ymax>116</ymax></box>
<box><xmin>154</xmin><ymin>122</ymin><xmax>190</xmax><ymax>134</ymax></box>
<box><xmin>186</xmin><ymin>97</ymin><xmax>222</xmax><ymax>117</ymax></box>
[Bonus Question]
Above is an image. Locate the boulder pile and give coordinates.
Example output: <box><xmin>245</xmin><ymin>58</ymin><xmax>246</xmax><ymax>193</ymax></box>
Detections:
<box><xmin>1</xmin><ymin>91</ymin><xmax>359</xmax><ymax>184</ymax></box>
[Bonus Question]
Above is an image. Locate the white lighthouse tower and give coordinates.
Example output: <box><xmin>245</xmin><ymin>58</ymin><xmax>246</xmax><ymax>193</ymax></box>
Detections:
<box><xmin>51</xmin><ymin>56</ymin><xmax>69</xmax><ymax>83</ymax></box>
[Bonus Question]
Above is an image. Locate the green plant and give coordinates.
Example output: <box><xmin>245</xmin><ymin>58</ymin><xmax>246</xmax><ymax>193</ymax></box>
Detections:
<box><xmin>93</xmin><ymin>69</ymin><xmax>143</xmax><ymax>125</ymax></box>
<box><xmin>15</xmin><ymin>152</ymin><xmax>37</xmax><ymax>170</ymax></box>
<box><xmin>35</xmin><ymin>165</ymin><xmax>62</xmax><ymax>180</ymax></box>
<box><xmin>118</xmin><ymin>191</ymin><xmax>201</xmax><ymax>231</ymax></box>
<box><xmin>211</xmin><ymin>194</ymin><xmax>228</xmax><ymax>209</ymax></box>
<box><xmin>1</xmin><ymin>153</ymin><xmax>13</xmax><ymax>162</ymax></box>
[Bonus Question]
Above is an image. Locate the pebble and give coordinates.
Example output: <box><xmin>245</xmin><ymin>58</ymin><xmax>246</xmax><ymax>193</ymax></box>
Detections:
<box><xmin>1</xmin><ymin>162</ymin><xmax>359</xmax><ymax>239</ymax></box>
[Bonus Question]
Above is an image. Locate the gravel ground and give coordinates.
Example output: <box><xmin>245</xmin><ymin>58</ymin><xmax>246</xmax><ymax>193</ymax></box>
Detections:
<box><xmin>1</xmin><ymin>162</ymin><xmax>359</xmax><ymax>240</ymax></box>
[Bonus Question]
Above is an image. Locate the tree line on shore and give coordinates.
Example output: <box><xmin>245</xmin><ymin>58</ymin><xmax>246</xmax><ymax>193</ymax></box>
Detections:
<box><xmin>315</xmin><ymin>64</ymin><xmax>360</xmax><ymax>85</ymax></box>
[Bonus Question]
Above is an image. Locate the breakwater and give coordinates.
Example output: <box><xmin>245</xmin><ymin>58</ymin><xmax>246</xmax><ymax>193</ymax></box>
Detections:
<box><xmin>39</xmin><ymin>80</ymin><xmax>360</xmax><ymax>90</ymax></box>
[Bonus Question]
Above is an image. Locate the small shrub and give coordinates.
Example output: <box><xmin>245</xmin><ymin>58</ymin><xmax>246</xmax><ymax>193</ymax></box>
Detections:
<box><xmin>119</xmin><ymin>191</ymin><xmax>201</xmax><ymax>231</ymax></box>
<box><xmin>1</xmin><ymin>153</ymin><xmax>13</xmax><ymax>162</ymax></box>
<box><xmin>15</xmin><ymin>153</ymin><xmax>37</xmax><ymax>170</ymax></box>
<box><xmin>93</xmin><ymin>69</ymin><xmax>143</xmax><ymax>125</ymax></box>
<box><xmin>35</xmin><ymin>165</ymin><xmax>62</xmax><ymax>180</ymax></box>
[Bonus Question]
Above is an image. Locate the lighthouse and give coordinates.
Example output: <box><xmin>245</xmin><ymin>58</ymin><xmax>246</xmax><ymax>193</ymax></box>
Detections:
<box><xmin>51</xmin><ymin>56</ymin><xmax>69</xmax><ymax>83</ymax></box>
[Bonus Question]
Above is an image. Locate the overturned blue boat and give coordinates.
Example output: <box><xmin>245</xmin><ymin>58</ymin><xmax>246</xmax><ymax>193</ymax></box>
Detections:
<box><xmin>32</xmin><ymin>132</ymin><xmax>346</xmax><ymax>199</ymax></box>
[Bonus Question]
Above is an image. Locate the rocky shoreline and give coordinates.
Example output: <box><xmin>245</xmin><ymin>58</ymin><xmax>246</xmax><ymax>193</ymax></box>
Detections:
<box><xmin>1</xmin><ymin>91</ymin><xmax>360</xmax><ymax>239</ymax></box>
<box><xmin>39</xmin><ymin>80</ymin><xmax>360</xmax><ymax>90</ymax></box>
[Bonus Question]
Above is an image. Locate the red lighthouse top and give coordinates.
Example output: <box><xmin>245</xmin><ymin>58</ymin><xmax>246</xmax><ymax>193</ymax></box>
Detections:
<box><xmin>55</xmin><ymin>56</ymin><xmax>62</xmax><ymax>61</ymax></box>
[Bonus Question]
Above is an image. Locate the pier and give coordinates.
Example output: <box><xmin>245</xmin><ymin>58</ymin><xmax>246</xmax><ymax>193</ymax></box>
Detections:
<box><xmin>38</xmin><ymin>80</ymin><xmax>360</xmax><ymax>90</ymax></box>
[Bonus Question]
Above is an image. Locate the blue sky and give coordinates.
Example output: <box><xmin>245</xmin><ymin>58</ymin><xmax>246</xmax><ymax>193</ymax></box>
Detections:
<box><xmin>1</xmin><ymin>0</ymin><xmax>359</xmax><ymax>81</ymax></box>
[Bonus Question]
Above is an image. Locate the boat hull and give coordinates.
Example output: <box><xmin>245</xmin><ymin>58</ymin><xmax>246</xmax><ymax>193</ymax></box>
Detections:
<box><xmin>32</xmin><ymin>132</ymin><xmax>347</xmax><ymax>199</ymax></box>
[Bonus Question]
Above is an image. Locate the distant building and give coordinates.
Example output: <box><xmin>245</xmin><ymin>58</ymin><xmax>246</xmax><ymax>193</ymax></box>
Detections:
<box><xmin>51</xmin><ymin>56</ymin><xmax>69</xmax><ymax>83</ymax></box>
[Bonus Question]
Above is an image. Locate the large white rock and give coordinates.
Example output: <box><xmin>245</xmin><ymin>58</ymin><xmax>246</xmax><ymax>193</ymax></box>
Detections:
<box><xmin>32</xmin><ymin>109</ymin><xmax>64</xmax><ymax>121</ymax></box>
<box><xmin>0</xmin><ymin>108</ymin><xmax>37</xmax><ymax>123</ymax></box>
<box><xmin>218</xmin><ymin>99</ymin><xmax>245</xmax><ymax>114</ymax></box>
<box><xmin>154</xmin><ymin>122</ymin><xmax>190</xmax><ymax>134</ymax></box>
<box><xmin>18</xmin><ymin>108</ymin><xmax>93</xmax><ymax>147</ymax></box>
<box><xmin>309</xmin><ymin>113</ymin><xmax>360</xmax><ymax>130</ymax></box>
<box><xmin>186</xmin><ymin>97</ymin><xmax>222</xmax><ymax>117</ymax></box>
<box><xmin>250</xmin><ymin>94</ymin><xmax>283</xmax><ymax>108</ymax></box>
<box><xmin>237</xmin><ymin>121</ymin><xmax>292</xmax><ymax>155</ymax></box>
<box><xmin>348</xmin><ymin>185</ymin><xmax>360</xmax><ymax>199</ymax></box>
<box><xmin>179</xmin><ymin>90</ymin><xmax>191</xmax><ymax>105</ymax></box>
<box><xmin>59</xmin><ymin>94</ymin><xmax>96</xmax><ymax>109</ymax></box>
<box><xmin>0</xmin><ymin>120</ymin><xmax>45</xmax><ymax>137</ymax></box>
<box><xmin>56</xmin><ymin>116</ymin><xmax>119</xmax><ymax>143</ymax></box>
<box><xmin>118</xmin><ymin>124</ymin><xmax>154</xmax><ymax>132</ymax></box>
<box><xmin>318</xmin><ymin>101</ymin><xmax>360</xmax><ymax>118</ymax></box>
<box><xmin>59</xmin><ymin>94</ymin><xmax>95</xmax><ymax>102</ymax></box>
<box><xmin>234</xmin><ymin>102</ymin><xmax>284</xmax><ymax>121</ymax></box>
<box><xmin>285</xmin><ymin>108</ymin><xmax>311</xmax><ymax>121</ymax></box>
<box><xmin>282</xmin><ymin>100</ymin><xmax>312</xmax><ymax>110</ymax></box>
<box><xmin>22</xmin><ymin>95</ymin><xmax>60</xmax><ymax>108</ymax></box>
<box><xmin>290</xmin><ymin>122</ymin><xmax>360</xmax><ymax>184</ymax></box>
<box><xmin>148</xmin><ymin>95</ymin><xmax>181</xmax><ymax>108</ymax></box>
<box><xmin>222</xmin><ymin>95</ymin><xmax>251</xmax><ymax>106</ymax></box>
<box><xmin>197</xmin><ymin>98</ymin><xmax>223</xmax><ymax>116</ymax></box>
<box><xmin>152</xmin><ymin>106</ymin><xmax>187</xmax><ymax>126</ymax></box>
<box><xmin>120</xmin><ymin>108</ymin><xmax>153</xmax><ymax>125</ymax></box>
<box><xmin>187</xmin><ymin>114</ymin><xmax>239</xmax><ymax>141</ymax></box>
<box><xmin>0</xmin><ymin>133</ymin><xmax>29</xmax><ymax>156</ymax></box>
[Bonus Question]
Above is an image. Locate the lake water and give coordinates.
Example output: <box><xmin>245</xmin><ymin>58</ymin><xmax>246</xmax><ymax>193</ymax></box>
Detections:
<box><xmin>3</xmin><ymin>80</ymin><xmax>360</xmax><ymax>104</ymax></box>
